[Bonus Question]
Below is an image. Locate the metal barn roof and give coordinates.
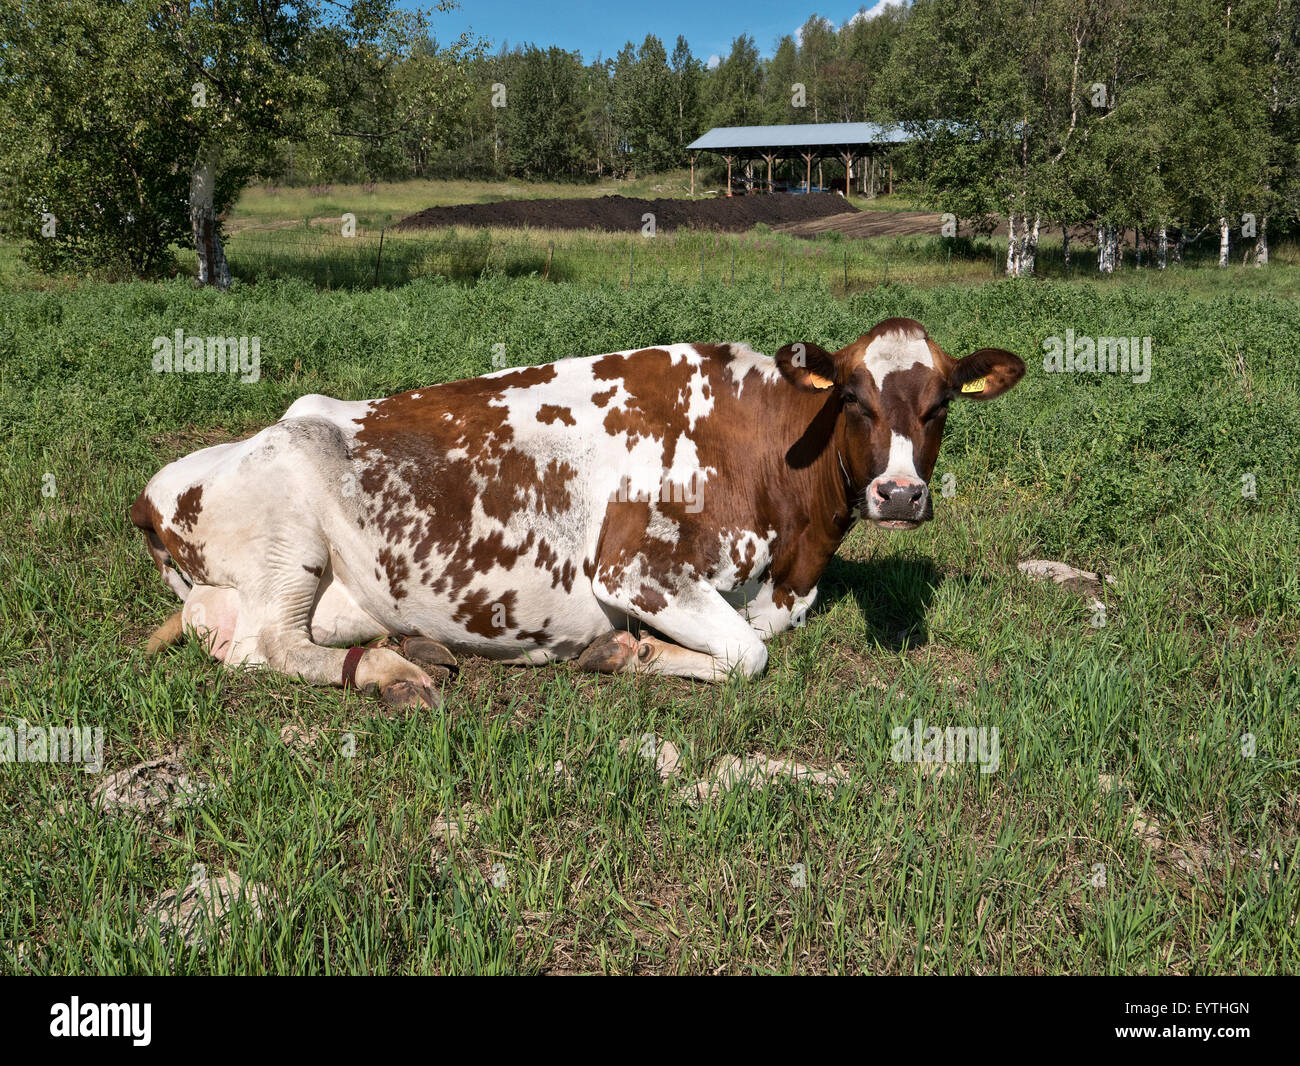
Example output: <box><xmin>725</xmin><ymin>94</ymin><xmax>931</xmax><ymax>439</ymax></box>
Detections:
<box><xmin>686</xmin><ymin>123</ymin><xmax>910</xmax><ymax>151</ymax></box>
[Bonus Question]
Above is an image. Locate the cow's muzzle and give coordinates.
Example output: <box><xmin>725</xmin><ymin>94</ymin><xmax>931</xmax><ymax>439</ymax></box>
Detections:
<box><xmin>866</xmin><ymin>476</ymin><xmax>932</xmax><ymax>529</ymax></box>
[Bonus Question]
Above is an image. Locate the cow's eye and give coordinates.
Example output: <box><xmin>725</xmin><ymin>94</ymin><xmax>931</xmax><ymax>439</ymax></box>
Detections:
<box><xmin>923</xmin><ymin>401</ymin><xmax>950</xmax><ymax>423</ymax></box>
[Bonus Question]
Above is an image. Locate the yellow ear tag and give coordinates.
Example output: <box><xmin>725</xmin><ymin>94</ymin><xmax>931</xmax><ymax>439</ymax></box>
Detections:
<box><xmin>960</xmin><ymin>377</ymin><xmax>987</xmax><ymax>394</ymax></box>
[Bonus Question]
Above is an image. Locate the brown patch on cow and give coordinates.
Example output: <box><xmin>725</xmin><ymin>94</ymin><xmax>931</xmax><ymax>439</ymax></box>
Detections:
<box><xmin>351</xmin><ymin>365</ymin><xmax>575</xmax><ymax>603</ymax></box>
<box><xmin>167</xmin><ymin>538</ymin><xmax>211</xmax><ymax>585</ymax></box>
<box><xmin>730</xmin><ymin>537</ymin><xmax>760</xmax><ymax>583</ymax></box>
<box><xmin>537</xmin><ymin>404</ymin><xmax>576</xmax><ymax>426</ymax></box>
<box><xmin>453</xmin><ymin>589</ymin><xmax>517</xmax><ymax>637</ymax></box>
<box><xmin>925</xmin><ymin>336</ymin><xmax>957</xmax><ymax>378</ymax></box>
<box><xmin>377</xmin><ymin>548</ymin><xmax>410</xmax><ymax>600</ymax></box>
<box><xmin>131</xmin><ymin>490</ymin><xmax>211</xmax><ymax>585</ymax></box>
<box><xmin>594</xmin><ymin>348</ymin><xmax>698</xmax><ymax>468</ymax></box>
<box><xmin>490</xmin><ymin>365</ymin><xmax>558</xmax><ymax>390</ymax></box>
<box><xmin>172</xmin><ymin>486</ymin><xmax>203</xmax><ymax>532</ymax></box>
<box><xmin>539</xmin><ymin>459</ymin><xmax>577</xmax><ymax>517</ymax></box>
<box><xmin>690</xmin><ymin>343</ymin><xmax>736</xmax><ymax>364</ymax></box>
<box><xmin>588</xmin><ymin>346</ymin><xmax>861</xmax><ymax>610</ymax></box>
<box><xmin>129</xmin><ymin>492</ymin><xmax>170</xmax><ymax>579</ymax></box>
<box><xmin>480</xmin><ymin>449</ymin><xmax>543</xmax><ymax>525</ymax></box>
<box><xmin>633</xmin><ymin>585</ymin><xmax>669</xmax><ymax>613</ymax></box>
<box><xmin>771</xmin><ymin>586</ymin><xmax>798</xmax><ymax>611</ymax></box>
<box><xmin>591</xmin><ymin>387</ymin><xmax>617</xmax><ymax>407</ymax></box>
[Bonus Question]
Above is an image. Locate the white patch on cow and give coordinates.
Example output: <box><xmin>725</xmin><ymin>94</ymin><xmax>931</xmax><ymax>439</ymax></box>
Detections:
<box><xmin>729</xmin><ymin>580</ymin><xmax>818</xmax><ymax>639</ymax></box>
<box><xmin>712</xmin><ymin>529</ymin><xmax>775</xmax><ymax>590</ymax></box>
<box><xmin>645</xmin><ymin>505</ymin><xmax>681</xmax><ymax>545</ymax></box>
<box><xmin>721</xmin><ymin>343</ymin><xmax>783</xmax><ymax>394</ymax></box>
<box><xmin>882</xmin><ymin>431</ymin><xmax>921</xmax><ymax>481</ymax></box>
<box><xmin>281</xmin><ymin>393</ymin><xmax>375</xmax><ymax>426</ymax></box>
<box><xmin>862</xmin><ymin>329</ymin><xmax>934</xmax><ymax>389</ymax></box>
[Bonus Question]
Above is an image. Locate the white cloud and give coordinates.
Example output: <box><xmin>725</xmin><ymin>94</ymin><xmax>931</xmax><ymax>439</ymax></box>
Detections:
<box><xmin>849</xmin><ymin>0</ymin><xmax>909</xmax><ymax>24</ymax></box>
<box><xmin>706</xmin><ymin>53</ymin><xmax>721</xmax><ymax>69</ymax></box>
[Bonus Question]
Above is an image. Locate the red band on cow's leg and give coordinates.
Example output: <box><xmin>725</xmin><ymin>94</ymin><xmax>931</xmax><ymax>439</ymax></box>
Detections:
<box><xmin>341</xmin><ymin>646</ymin><xmax>367</xmax><ymax>689</ymax></box>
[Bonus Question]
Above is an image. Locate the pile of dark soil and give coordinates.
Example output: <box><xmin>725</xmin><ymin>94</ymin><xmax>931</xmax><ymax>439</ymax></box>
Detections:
<box><xmin>394</xmin><ymin>192</ymin><xmax>857</xmax><ymax>233</ymax></box>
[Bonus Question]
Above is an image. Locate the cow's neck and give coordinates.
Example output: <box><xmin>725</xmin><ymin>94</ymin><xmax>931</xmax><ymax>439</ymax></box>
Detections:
<box><xmin>759</xmin><ymin>383</ymin><xmax>862</xmax><ymax>596</ymax></box>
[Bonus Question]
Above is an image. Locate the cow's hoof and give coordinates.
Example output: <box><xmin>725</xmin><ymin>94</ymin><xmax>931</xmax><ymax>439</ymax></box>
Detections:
<box><xmin>379</xmin><ymin>680</ymin><xmax>441</xmax><ymax>711</ymax></box>
<box><xmin>400</xmin><ymin>636</ymin><xmax>458</xmax><ymax>675</ymax></box>
<box><xmin>575</xmin><ymin>631</ymin><xmax>638</xmax><ymax>673</ymax></box>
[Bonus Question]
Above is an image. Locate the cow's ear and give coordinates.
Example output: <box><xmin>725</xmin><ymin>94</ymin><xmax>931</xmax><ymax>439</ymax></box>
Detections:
<box><xmin>949</xmin><ymin>348</ymin><xmax>1025</xmax><ymax>400</ymax></box>
<box><xmin>775</xmin><ymin>341</ymin><xmax>840</xmax><ymax>391</ymax></box>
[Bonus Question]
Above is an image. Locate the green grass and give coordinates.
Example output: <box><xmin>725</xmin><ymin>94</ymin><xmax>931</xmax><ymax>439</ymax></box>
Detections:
<box><xmin>1</xmin><ymin>245</ymin><xmax>1298</xmax><ymax>973</ymax></box>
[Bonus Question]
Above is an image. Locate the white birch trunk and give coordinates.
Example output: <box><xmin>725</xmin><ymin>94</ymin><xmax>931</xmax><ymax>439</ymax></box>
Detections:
<box><xmin>190</xmin><ymin>152</ymin><xmax>230</xmax><ymax>290</ymax></box>
<box><xmin>1021</xmin><ymin>215</ymin><xmax>1039</xmax><ymax>275</ymax></box>
<box><xmin>1218</xmin><ymin>217</ymin><xmax>1230</xmax><ymax>267</ymax></box>
<box><xmin>1157</xmin><ymin>226</ymin><xmax>1168</xmax><ymax>269</ymax></box>
<box><xmin>1097</xmin><ymin>225</ymin><xmax>1117</xmax><ymax>273</ymax></box>
<box><xmin>1254</xmin><ymin>217</ymin><xmax>1268</xmax><ymax>265</ymax></box>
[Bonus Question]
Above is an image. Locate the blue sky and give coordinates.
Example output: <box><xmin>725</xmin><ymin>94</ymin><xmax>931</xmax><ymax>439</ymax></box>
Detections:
<box><xmin>428</xmin><ymin>1</ymin><xmax>907</xmax><ymax>67</ymax></box>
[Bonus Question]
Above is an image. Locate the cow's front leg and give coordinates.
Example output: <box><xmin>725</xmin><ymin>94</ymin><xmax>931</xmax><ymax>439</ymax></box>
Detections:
<box><xmin>730</xmin><ymin>581</ymin><xmax>819</xmax><ymax>641</ymax></box>
<box><xmin>583</xmin><ymin>575</ymin><xmax>769</xmax><ymax>681</ymax></box>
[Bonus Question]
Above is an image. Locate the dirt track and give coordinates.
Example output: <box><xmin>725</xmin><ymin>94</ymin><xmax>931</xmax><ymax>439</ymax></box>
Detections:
<box><xmin>775</xmin><ymin>210</ymin><xmax>947</xmax><ymax>239</ymax></box>
<box><xmin>395</xmin><ymin>192</ymin><xmax>858</xmax><ymax>233</ymax></box>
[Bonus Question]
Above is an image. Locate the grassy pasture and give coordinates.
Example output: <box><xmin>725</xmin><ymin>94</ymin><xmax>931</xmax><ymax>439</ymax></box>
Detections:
<box><xmin>1</xmin><ymin>180</ymin><xmax>1297</xmax><ymax>973</ymax></box>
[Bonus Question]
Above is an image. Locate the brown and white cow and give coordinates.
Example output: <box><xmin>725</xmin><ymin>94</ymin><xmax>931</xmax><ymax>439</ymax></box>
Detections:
<box><xmin>131</xmin><ymin>317</ymin><xmax>1024</xmax><ymax>707</ymax></box>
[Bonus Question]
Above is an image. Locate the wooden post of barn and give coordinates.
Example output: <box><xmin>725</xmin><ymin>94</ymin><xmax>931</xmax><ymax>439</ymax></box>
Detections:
<box><xmin>725</xmin><ymin>155</ymin><xmax>733</xmax><ymax>197</ymax></box>
<box><xmin>803</xmin><ymin>152</ymin><xmax>813</xmax><ymax>193</ymax></box>
<box><xmin>689</xmin><ymin>153</ymin><xmax>696</xmax><ymax>198</ymax></box>
<box><xmin>842</xmin><ymin>150</ymin><xmax>852</xmax><ymax>198</ymax></box>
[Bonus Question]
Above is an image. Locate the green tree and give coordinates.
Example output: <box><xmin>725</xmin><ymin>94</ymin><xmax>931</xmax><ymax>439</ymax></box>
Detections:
<box><xmin>612</xmin><ymin>36</ymin><xmax>678</xmax><ymax>173</ymax></box>
<box><xmin>505</xmin><ymin>46</ymin><xmax>592</xmax><ymax>178</ymax></box>
<box><xmin>669</xmin><ymin>36</ymin><xmax>705</xmax><ymax>156</ymax></box>
<box><xmin>0</xmin><ymin>0</ymin><xmax>199</xmax><ymax>276</ymax></box>
<box><xmin>0</xmin><ymin>0</ymin><xmax>474</xmax><ymax>284</ymax></box>
<box><xmin>708</xmin><ymin>35</ymin><xmax>765</xmax><ymax>127</ymax></box>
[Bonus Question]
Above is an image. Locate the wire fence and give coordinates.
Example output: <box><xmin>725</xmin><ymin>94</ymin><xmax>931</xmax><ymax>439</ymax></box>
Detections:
<box><xmin>204</xmin><ymin>222</ymin><xmax>1284</xmax><ymax>292</ymax></box>
<box><xmin>214</xmin><ymin>224</ymin><xmax>993</xmax><ymax>292</ymax></box>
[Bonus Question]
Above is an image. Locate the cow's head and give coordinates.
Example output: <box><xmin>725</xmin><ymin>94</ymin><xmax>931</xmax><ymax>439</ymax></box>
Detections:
<box><xmin>776</xmin><ymin>318</ymin><xmax>1024</xmax><ymax>530</ymax></box>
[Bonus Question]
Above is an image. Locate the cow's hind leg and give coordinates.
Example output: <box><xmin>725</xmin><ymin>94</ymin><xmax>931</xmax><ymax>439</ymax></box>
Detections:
<box><xmin>252</xmin><ymin>554</ymin><xmax>442</xmax><ymax>710</ymax></box>
<box><xmin>584</xmin><ymin>575</ymin><xmax>768</xmax><ymax>681</ymax></box>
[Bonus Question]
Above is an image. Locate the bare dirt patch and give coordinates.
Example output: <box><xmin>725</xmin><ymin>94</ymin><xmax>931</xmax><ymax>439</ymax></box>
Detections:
<box><xmin>395</xmin><ymin>192</ymin><xmax>857</xmax><ymax>234</ymax></box>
